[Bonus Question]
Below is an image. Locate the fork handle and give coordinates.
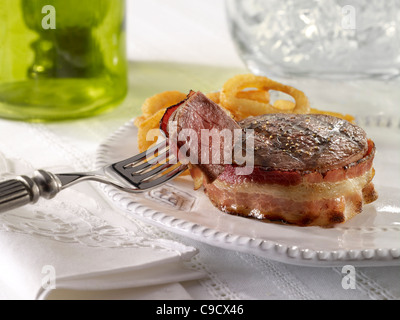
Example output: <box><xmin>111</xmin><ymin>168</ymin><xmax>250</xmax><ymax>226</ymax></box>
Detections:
<box><xmin>0</xmin><ymin>170</ymin><xmax>61</xmax><ymax>213</ymax></box>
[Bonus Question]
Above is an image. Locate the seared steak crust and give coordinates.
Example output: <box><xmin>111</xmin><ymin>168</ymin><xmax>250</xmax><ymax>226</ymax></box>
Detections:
<box><xmin>239</xmin><ymin>114</ymin><xmax>368</xmax><ymax>172</ymax></box>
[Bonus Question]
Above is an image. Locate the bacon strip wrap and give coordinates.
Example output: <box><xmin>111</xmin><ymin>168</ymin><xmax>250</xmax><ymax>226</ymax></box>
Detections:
<box><xmin>201</xmin><ymin>141</ymin><xmax>377</xmax><ymax>227</ymax></box>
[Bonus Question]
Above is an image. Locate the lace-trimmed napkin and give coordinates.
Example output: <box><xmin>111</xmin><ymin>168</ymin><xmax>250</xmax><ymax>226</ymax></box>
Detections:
<box><xmin>0</xmin><ymin>151</ymin><xmax>204</xmax><ymax>300</ymax></box>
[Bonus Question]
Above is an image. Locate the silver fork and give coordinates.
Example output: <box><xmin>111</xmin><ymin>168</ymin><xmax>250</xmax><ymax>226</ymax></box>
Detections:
<box><xmin>0</xmin><ymin>142</ymin><xmax>187</xmax><ymax>213</ymax></box>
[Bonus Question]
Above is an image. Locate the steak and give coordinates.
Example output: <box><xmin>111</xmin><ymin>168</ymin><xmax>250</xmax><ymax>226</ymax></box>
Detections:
<box><xmin>160</xmin><ymin>92</ymin><xmax>378</xmax><ymax>227</ymax></box>
<box><xmin>239</xmin><ymin>113</ymin><xmax>368</xmax><ymax>172</ymax></box>
<box><xmin>161</xmin><ymin>91</ymin><xmax>241</xmax><ymax>183</ymax></box>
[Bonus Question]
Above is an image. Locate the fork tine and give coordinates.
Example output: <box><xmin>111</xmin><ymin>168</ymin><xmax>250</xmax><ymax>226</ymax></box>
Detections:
<box><xmin>114</xmin><ymin>141</ymin><xmax>167</xmax><ymax>168</ymax></box>
<box><xmin>131</xmin><ymin>162</ymin><xmax>175</xmax><ymax>183</ymax></box>
<box><xmin>124</xmin><ymin>147</ymin><xmax>171</xmax><ymax>175</ymax></box>
<box><xmin>111</xmin><ymin>140</ymin><xmax>187</xmax><ymax>191</ymax></box>
<box><xmin>136</xmin><ymin>164</ymin><xmax>187</xmax><ymax>190</ymax></box>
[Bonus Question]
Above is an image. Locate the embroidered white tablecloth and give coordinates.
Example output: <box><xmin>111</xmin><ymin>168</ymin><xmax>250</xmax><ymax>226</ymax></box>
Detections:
<box><xmin>0</xmin><ymin>0</ymin><xmax>399</xmax><ymax>300</ymax></box>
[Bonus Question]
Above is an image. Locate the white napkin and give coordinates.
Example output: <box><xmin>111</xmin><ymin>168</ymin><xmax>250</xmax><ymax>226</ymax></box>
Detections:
<box><xmin>0</xmin><ymin>153</ymin><xmax>204</xmax><ymax>300</ymax></box>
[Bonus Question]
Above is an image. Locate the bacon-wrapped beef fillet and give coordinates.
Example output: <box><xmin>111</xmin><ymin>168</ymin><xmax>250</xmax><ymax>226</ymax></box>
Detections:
<box><xmin>160</xmin><ymin>92</ymin><xmax>378</xmax><ymax>227</ymax></box>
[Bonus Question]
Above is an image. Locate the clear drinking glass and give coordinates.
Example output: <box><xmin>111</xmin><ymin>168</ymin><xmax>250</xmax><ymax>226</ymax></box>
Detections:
<box><xmin>226</xmin><ymin>0</ymin><xmax>400</xmax><ymax>79</ymax></box>
<box><xmin>0</xmin><ymin>0</ymin><xmax>127</xmax><ymax>122</ymax></box>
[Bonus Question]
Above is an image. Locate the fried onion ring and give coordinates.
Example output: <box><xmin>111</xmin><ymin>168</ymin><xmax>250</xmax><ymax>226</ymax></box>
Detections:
<box><xmin>310</xmin><ymin>108</ymin><xmax>356</xmax><ymax>123</ymax></box>
<box><xmin>206</xmin><ymin>91</ymin><xmax>221</xmax><ymax>104</ymax></box>
<box><xmin>141</xmin><ymin>91</ymin><xmax>187</xmax><ymax>118</ymax></box>
<box><xmin>220</xmin><ymin>74</ymin><xmax>310</xmax><ymax>118</ymax></box>
<box><xmin>137</xmin><ymin>109</ymin><xmax>166</xmax><ymax>153</ymax></box>
<box><xmin>135</xmin><ymin>91</ymin><xmax>188</xmax><ymax>152</ymax></box>
<box><xmin>237</xmin><ymin>89</ymin><xmax>270</xmax><ymax>104</ymax></box>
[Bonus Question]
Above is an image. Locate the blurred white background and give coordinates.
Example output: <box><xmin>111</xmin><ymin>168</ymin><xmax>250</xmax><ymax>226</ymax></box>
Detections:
<box><xmin>126</xmin><ymin>0</ymin><xmax>243</xmax><ymax>67</ymax></box>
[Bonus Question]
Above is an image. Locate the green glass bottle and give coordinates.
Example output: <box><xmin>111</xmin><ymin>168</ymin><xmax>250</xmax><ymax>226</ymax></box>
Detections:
<box><xmin>0</xmin><ymin>0</ymin><xmax>127</xmax><ymax>122</ymax></box>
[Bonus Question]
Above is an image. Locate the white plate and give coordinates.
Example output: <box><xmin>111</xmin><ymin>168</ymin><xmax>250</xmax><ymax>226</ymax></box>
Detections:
<box><xmin>96</xmin><ymin>116</ymin><xmax>400</xmax><ymax>267</ymax></box>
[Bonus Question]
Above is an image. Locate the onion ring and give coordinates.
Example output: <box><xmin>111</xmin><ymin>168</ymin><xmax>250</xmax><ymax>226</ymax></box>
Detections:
<box><xmin>137</xmin><ymin>109</ymin><xmax>166</xmax><ymax>152</ymax></box>
<box><xmin>141</xmin><ymin>91</ymin><xmax>187</xmax><ymax>118</ymax></box>
<box><xmin>220</xmin><ymin>74</ymin><xmax>310</xmax><ymax>117</ymax></box>
<box><xmin>310</xmin><ymin>108</ymin><xmax>356</xmax><ymax>123</ymax></box>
